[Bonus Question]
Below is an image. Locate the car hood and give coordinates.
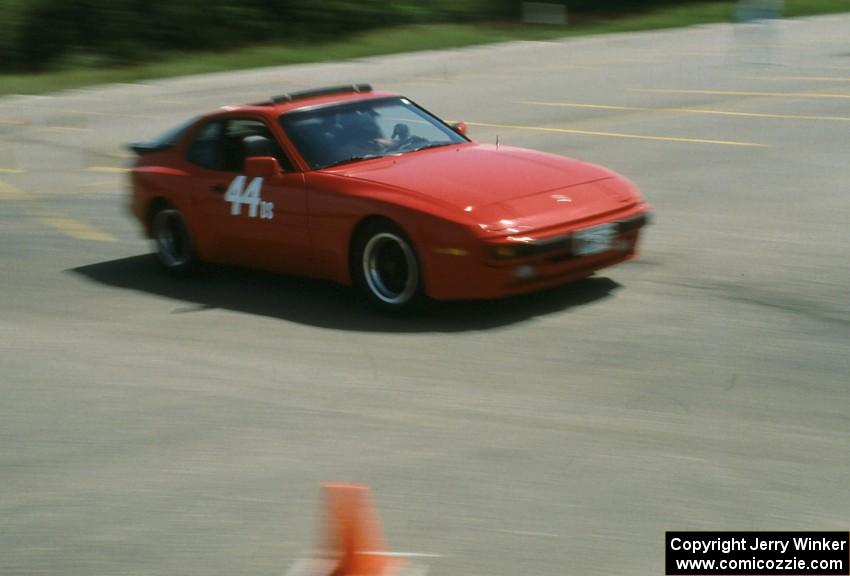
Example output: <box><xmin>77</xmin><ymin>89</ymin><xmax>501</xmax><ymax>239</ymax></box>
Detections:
<box><xmin>333</xmin><ymin>143</ymin><xmax>637</xmax><ymax>230</ymax></box>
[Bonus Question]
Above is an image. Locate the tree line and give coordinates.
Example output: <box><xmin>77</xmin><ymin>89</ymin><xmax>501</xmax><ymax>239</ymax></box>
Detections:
<box><xmin>0</xmin><ymin>0</ymin><xmax>720</xmax><ymax>72</ymax></box>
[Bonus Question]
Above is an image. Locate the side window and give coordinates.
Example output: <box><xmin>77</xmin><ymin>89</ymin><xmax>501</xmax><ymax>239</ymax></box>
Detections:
<box><xmin>222</xmin><ymin>119</ymin><xmax>294</xmax><ymax>172</ymax></box>
<box><xmin>187</xmin><ymin>121</ymin><xmax>224</xmax><ymax>170</ymax></box>
<box><xmin>187</xmin><ymin>118</ymin><xmax>294</xmax><ymax>172</ymax></box>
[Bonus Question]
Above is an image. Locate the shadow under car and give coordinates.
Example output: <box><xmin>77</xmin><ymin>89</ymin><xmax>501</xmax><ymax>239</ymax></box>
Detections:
<box><xmin>70</xmin><ymin>254</ymin><xmax>622</xmax><ymax>333</ymax></box>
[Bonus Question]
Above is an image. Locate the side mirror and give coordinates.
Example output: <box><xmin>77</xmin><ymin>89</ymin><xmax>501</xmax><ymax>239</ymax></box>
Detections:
<box><xmin>245</xmin><ymin>156</ymin><xmax>280</xmax><ymax>178</ymax></box>
<box><xmin>451</xmin><ymin>122</ymin><xmax>468</xmax><ymax>137</ymax></box>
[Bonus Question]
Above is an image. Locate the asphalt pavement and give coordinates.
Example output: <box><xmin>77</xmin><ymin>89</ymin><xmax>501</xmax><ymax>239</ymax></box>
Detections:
<box><xmin>1</xmin><ymin>14</ymin><xmax>848</xmax><ymax>576</ymax></box>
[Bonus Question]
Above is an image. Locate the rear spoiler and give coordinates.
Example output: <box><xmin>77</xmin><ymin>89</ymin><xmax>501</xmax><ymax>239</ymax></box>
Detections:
<box><xmin>127</xmin><ymin>116</ymin><xmax>197</xmax><ymax>155</ymax></box>
<box><xmin>127</xmin><ymin>141</ymin><xmax>174</xmax><ymax>155</ymax></box>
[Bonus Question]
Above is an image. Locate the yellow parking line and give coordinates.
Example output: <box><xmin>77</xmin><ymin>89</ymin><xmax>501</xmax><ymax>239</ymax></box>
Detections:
<box><xmin>61</xmin><ymin>109</ymin><xmax>164</xmax><ymax>120</ymax></box>
<box><xmin>0</xmin><ymin>179</ymin><xmax>33</xmax><ymax>200</ymax></box>
<box><xmin>745</xmin><ymin>75</ymin><xmax>850</xmax><ymax>82</ymax></box>
<box><xmin>0</xmin><ymin>178</ymin><xmax>116</xmax><ymax>242</ymax></box>
<box><xmin>34</xmin><ymin>215</ymin><xmax>116</xmax><ymax>242</ymax></box>
<box><xmin>523</xmin><ymin>101</ymin><xmax>850</xmax><ymax>122</ymax></box>
<box><xmin>678</xmin><ymin>50</ymin><xmax>727</xmax><ymax>56</ymax></box>
<box><xmin>75</xmin><ymin>179</ymin><xmax>123</xmax><ymax>191</ymax></box>
<box><xmin>0</xmin><ymin>168</ymin><xmax>25</xmax><ymax>174</ymax></box>
<box><xmin>86</xmin><ymin>166</ymin><xmax>129</xmax><ymax>173</ymax></box>
<box><xmin>35</xmin><ymin>126</ymin><xmax>91</xmax><ymax>133</ymax></box>
<box><xmin>525</xmin><ymin>102</ymin><xmax>643</xmax><ymax>112</ymax></box>
<box><xmin>633</xmin><ymin>88</ymin><xmax>850</xmax><ymax>99</ymax></box>
<box><xmin>674</xmin><ymin>108</ymin><xmax>850</xmax><ymax>122</ymax></box>
<box><xmin>466</xmin><ymin>121</ymin><xmax>766</xmax><ymax>147</ymax></box>
<box><xmin>105</xmin><ymin>151</ymin><xmax>135</xmax><ymax>160</ymax></box>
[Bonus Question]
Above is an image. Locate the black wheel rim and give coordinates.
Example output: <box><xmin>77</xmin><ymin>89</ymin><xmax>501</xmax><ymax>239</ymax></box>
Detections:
<box><xmin>362</xmin><ymin>232</ymin><xmax>418</xmax><ymax>305</ymax></box>
<box><xmin>154</xmin><ymin>209</ymin><xmax>191</xmax><ymax>268</ymax></box>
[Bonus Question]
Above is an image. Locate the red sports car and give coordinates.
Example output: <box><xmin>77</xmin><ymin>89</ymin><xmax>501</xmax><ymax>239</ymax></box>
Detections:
<box><xmin>129</xmin><ymin>84</ymin><xmax>650</xmax><ymax>311</ymax></box>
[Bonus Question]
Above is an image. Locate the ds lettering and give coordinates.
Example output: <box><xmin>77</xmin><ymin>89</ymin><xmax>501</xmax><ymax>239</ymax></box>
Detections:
<box><xmin>225</xmin><ymin>175</ymin><xmax>274</xmax><ymax>219</ymax></box>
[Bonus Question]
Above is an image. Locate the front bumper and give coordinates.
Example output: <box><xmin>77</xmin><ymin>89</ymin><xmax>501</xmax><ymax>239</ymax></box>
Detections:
<box><xmin>424</xmin><ymin>210</ymin><xmax>651</xmax><ymax>301</ymax></box>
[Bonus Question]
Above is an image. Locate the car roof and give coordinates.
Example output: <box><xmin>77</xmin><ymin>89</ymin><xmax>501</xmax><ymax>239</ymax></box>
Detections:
<box><xmin>217</xmin><ymin>84</ymin><xmax>399</xmax><ymax>117</ymax></box>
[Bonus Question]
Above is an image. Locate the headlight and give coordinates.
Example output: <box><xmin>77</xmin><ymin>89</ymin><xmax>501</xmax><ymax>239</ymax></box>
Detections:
<box><xmin>493</xmin><ymin>245</ymin><xmax>518</xmax><ymax>259</ymax></box>
<box><xmin>487</xmin><ymin>241</ymin><xmax>540</xmax><ymax>260</ymax></box>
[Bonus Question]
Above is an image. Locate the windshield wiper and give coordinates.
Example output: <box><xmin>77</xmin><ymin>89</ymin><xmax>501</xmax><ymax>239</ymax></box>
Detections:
<box><xmin>322</xmin><ymin>154</ymin><xmax>385</xmax><ymax>169</ymax></box>
<box><xmin>407</xmin><ymin>141</ymin><xmax>455</xmax><ymax>153</ymax></box>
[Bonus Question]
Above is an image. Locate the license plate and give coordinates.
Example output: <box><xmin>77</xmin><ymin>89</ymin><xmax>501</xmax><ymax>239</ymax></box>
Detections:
<box><xmin>573</xmin><ymin>223</ymin><xmax>617</xmax><ymax>256</ymax></box>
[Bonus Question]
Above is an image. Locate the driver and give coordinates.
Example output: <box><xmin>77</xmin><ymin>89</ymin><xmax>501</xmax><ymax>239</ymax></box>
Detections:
<box><xmin>391</xmin><ymin>123</ymin><xmax>410</xmax><ymax>143</ymax></box>
<box><xmin>336</xmin><ymin>116</ymin><xmax>425</xmax><ymax>160</ymax></box>
<box><xmin>358</xmin><ymin>122</ymin><xmax>413</xmax><ymax>151</ymax></box>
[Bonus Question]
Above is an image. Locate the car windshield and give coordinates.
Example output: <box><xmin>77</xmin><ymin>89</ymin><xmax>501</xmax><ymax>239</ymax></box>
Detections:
<box><xmin>278</xmin><ymin>97</ymin><xmax>467</xmax><ymax>170</ymax></box>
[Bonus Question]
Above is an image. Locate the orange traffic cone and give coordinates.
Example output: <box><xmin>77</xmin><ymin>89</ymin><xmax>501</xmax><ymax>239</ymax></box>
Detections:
<box><xmin>320</xmin><ymin>483</ymin><xmax>405</xmax><ymax>576</ymax></box>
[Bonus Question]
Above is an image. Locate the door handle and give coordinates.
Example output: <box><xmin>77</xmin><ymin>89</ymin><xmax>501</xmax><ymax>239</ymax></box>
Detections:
<box><xmin>210</xmin><ymin>183</ymin><xmax>227</xmax><ymax>194</ymax></box>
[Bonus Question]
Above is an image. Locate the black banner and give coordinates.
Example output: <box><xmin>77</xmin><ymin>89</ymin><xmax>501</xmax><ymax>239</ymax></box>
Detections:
<box><xmin>666</xmin><ymin>532</ymin><xmax>849</xmax><ymax>575</ymax></box>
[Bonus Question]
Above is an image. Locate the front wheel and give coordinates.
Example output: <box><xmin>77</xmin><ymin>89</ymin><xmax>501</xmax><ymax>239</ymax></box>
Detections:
<box><xmin>352</xmin><ymin>221</ymin><xmax>424</xmax><ymax>312</ymax></box>
<box><xmin>151</xmin><ymin>206</ymin><xmax>198</xmax><ymax>275</ymax></box>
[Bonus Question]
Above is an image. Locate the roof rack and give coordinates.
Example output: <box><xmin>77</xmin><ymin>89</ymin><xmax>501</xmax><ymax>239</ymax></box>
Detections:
<box><xmin>270</xmin><ymin>83</ymin><xmax>373</xmax><ymax>105</ymax></box>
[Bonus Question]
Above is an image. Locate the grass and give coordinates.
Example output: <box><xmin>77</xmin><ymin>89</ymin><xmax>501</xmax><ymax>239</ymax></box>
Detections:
<box><xmin>784</xmin><ymin>0</ymin><xmax>850</xmax><ymax>17</ymax></box>
<box><xmin>1</xmin><ymin>0</ymin><xmax>848</xmax><ymax>96</ymax></box>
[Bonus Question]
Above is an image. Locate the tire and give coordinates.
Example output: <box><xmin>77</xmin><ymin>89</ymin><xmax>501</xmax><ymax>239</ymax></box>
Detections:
<box><xmin>151</xmin><ymin>206</ymin><xmax>198</xmax><ymax>275</ymax></box>
<box><xmin>352</xmin><ymin>220</ymin><xmax>424</xmax><ymax>312</ymax></box>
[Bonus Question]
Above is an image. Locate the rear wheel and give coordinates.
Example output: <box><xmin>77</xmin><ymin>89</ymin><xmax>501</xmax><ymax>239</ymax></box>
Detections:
<box><xmin>352</xmin><ymin>220</ymin><xmax>423</xmax><ymax>312</ymax></box>
<box><xmin>151</xmin><ymin>206</ymin><xmax>197</xmax><ymax>275</ymax></box>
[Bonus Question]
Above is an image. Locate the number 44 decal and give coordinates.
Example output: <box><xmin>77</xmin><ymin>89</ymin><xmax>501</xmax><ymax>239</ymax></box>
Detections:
<box><xmin>225</xmin><ymin>176</ymin><xmax>274</xmax><ymax>219</ymax></box>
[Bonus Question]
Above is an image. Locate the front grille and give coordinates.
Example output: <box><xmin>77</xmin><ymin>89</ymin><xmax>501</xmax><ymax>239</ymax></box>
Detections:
<box><xmin>489</xmin><ymin>211</ymin><xmax>650</xmax><ymax>261</ymax></box>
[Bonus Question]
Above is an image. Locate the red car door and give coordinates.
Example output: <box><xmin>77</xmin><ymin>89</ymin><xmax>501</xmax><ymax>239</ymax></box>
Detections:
<box><xmin>187</xmin><ymin>117</ymin><xmax>310</xmax><ymax>275</ymax></box>
<box><xmin>220</xmin><ymin>169</ymin><xmax>310</xmax><ymax>275</ymax></box>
